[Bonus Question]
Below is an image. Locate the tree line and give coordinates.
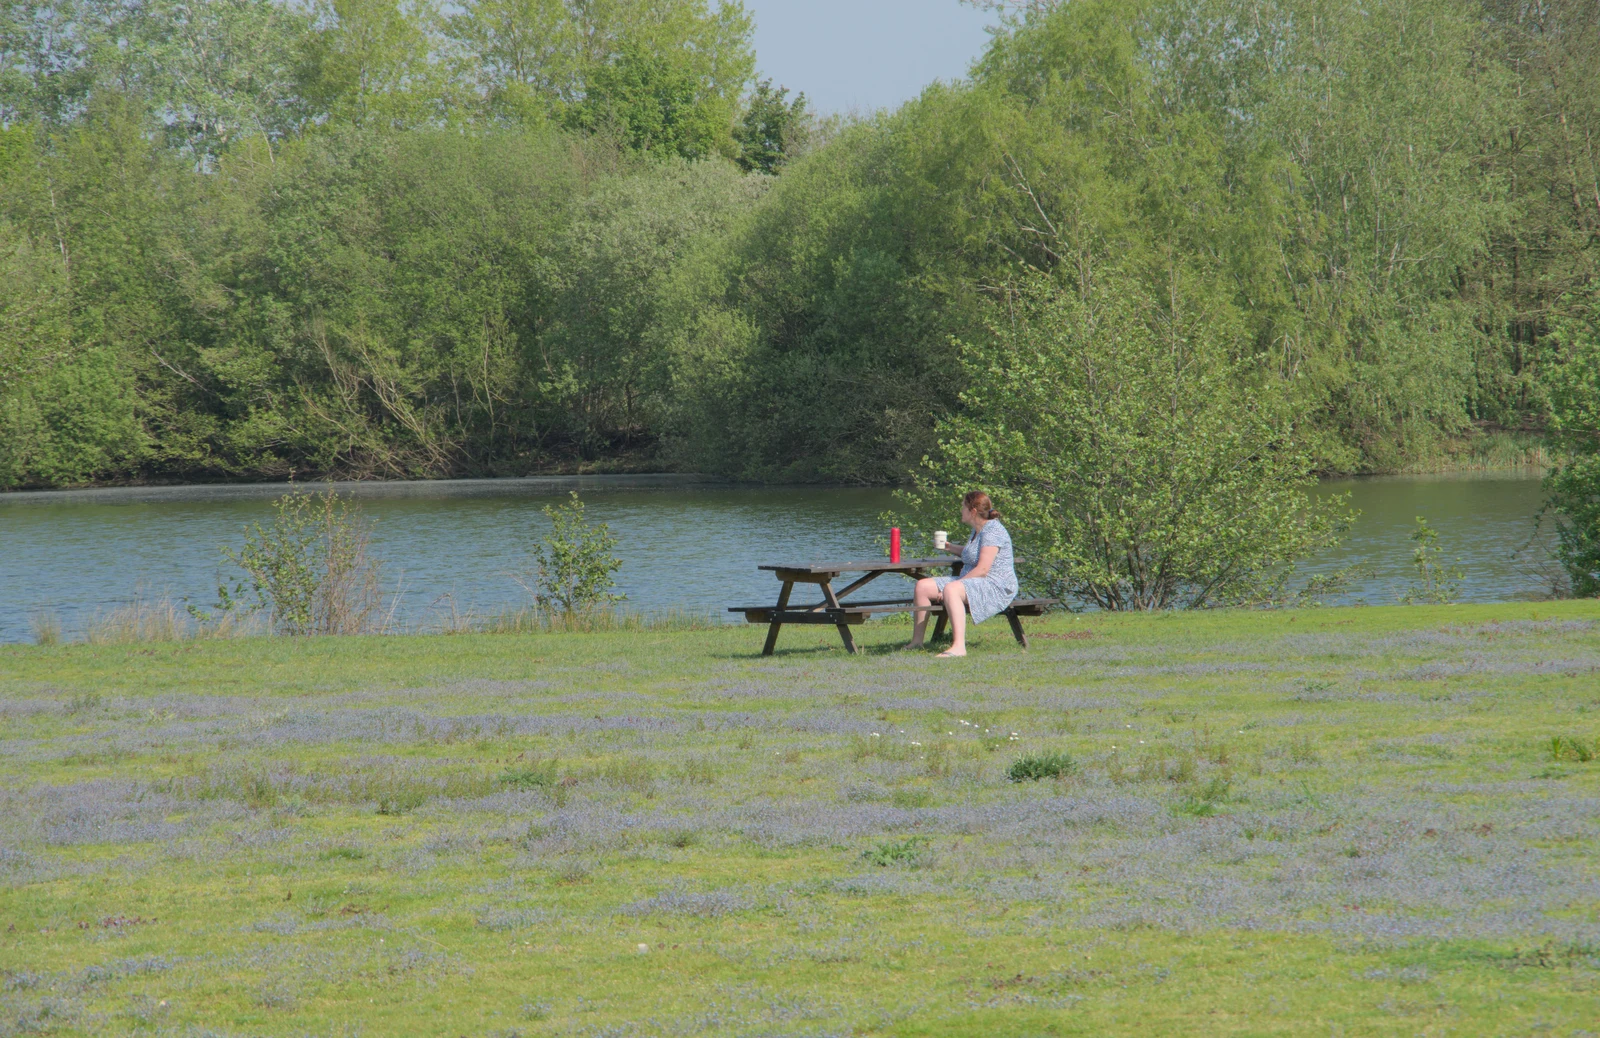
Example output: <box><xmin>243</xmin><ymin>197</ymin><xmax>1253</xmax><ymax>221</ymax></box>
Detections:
<box><xmin>1</xmin><ymin>0</ymin><xmax>1597</xmax><ymax>492</ymax></box>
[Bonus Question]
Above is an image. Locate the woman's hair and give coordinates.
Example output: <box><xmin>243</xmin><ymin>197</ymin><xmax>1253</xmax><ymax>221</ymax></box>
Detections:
<box><xmin>962</xmin><ymin>491</ymin><xmax>999</xmax><ymax>520</ymax></box>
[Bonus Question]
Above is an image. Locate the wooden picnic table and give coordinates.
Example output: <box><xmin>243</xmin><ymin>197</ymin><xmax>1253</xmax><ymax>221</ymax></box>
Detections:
<box><xmin>728</xmin><ymin>557</ymin><xmax>1053</xmax><ymax>655</ymax></box>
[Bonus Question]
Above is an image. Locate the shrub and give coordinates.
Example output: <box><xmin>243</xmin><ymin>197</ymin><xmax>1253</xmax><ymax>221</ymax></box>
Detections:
<box><xmin>1007</xmin><ymin>751</ymin><xmax>1075</xmax><ymax>782</ymax></box>
<box><xmin>522</xmin><ymin>492</ymin><xmax>624</xmax><ymax>617</ymax></box>
<box><xmin>901</xmin><ymin>272</ymin><xmax>1352</xmax><ymax>610</ymax></box>
<box><xmin>861</xmin><ymin>836</ymin><xmax>928</xmax><ymax>867</ymax></box>
<box><xmin>197</xmin><ymin>485</ymin><xmax>384</xmax><ymax>636</ymax></box>
<box><xmin>1399</xmin><ymin>517</ymin><xmax>1464</xmax><ymax>604</ymax></box>
<box><xmin>1178</xmin><ymin>774</ymin><xmax>1234</xmax><ymax>816</ymax></box>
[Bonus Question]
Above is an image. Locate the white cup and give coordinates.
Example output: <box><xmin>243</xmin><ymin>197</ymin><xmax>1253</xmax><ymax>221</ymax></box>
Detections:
<box><xmin>933</xmin><ymin>530</ymin><xmax>948</xmax><ymax>549</ymax></box>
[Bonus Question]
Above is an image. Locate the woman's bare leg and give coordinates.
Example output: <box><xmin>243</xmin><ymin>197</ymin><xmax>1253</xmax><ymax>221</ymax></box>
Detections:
<box><xmin>909</xmin><ymin>577</ymin><xmax>941</xmax><ymax>647</ymax></box>
<box><xmin>939</xmin><ymin>582</ymin><xmax>968</xmax><ymax>657</ymax></box>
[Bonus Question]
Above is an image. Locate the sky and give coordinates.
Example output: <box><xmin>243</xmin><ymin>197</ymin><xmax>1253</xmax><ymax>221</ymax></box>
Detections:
<box><xmin>740</xmin><ymin>0</ymin><xmax>998</xmax><ymax>115</ymax></box>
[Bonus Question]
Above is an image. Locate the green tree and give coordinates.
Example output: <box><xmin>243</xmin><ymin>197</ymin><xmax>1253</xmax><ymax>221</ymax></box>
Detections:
<box><xmin>574</xmin><ymin>38</ymin><xmax>730</xmax><ymax>158</ymax></box>
<box><xmin>543</xmin><ymin>157</ymin><xmax>765</xmax><ymax>454</ymax></box>
<box><xmin>1542</xmin><ymin>279</ymin><xmax>1600</xmax><ymax>596</ymax></box>
<box><xmin>0</xmin><ymin>0</ymin><xmax>117</xmax><ymax>125</ymax></box>
<box><xmin>1475</xmin><ymin>0</ymin><xmax>1600</xmax><ymax>432</ymax></box>
<box><xmin>902</xmin><ymin>272</ymin><xmax>1349</xmax><ymax>610</ymax></box>
<box><xmin>445</xmin><ymin>0</ymin><xmax>573</xmax><ymax>123</ymax></box>
<box><xmin>130</xmin><ymin>0</ymin><xmax>313</xmax><ymax>157</ymax></box>
<box><xmin>1246</xmin><ymin>0</ymin><xmax>1515</xmax><ymax>470</ymax></box>
<box><xmin>0</xmin><ymin>103</ymin><xmax>168</xmax><ymax>486</ymax></box>
<box><xmin>664</xmin><ymin>97</ymin><xmax>982</xmax><ymax>481</ymax></box>
<box><xmin>733</xmin><ymin>77</ymin><xmax>806</xmax><ymax>174</ymax></box>
<box><xmin>295</xmin><ymin>0</ymin><xmax>453</xmax><ymax>129</ymax></box>
<box><xmin>178</xmin><ymin>124</ymin><xmax>604</xmax><ymax>478</ymax></box>
<box><xmin>1</xmin><ymin>0</ymin><xmax>312</xmax><ymax>156</ymax></box>
<box><xmin>447</xmin><ymin>0</ymin><xmax>754</xmax><ymax>137</ymax></box>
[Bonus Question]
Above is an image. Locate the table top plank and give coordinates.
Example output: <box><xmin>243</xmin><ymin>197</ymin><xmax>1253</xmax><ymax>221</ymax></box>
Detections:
<box><xmin>757</xmin><ymin>558</ymin><xmax>956</xmax><ymax>575</ymax></box>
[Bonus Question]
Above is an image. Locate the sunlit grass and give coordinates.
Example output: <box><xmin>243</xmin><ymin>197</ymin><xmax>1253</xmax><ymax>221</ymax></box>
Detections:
<box><xmin>1</xmin><ymin>600</ymin><xmax>1598</xmax><ymax>1035</ymax></box>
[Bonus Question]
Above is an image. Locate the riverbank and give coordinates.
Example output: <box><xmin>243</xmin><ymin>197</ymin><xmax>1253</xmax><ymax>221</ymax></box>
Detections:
<box><xmin>0</xmin><ymin>429</ymin><xmax>1553</xmax><ymax>495</ymax></box>
<box><xmin>1388</xmin><ymin>430</ymin><xmax>1550</xmax><ymax>475</ymax></box>
<box><xmin>3</xmin><ymin>602</ymin><xmax>1597</xmax><ymax>1035</ymax></box>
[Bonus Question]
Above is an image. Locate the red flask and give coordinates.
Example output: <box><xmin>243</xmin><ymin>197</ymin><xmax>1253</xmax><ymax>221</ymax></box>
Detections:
<box><xmin>889</xmin><ymin>527</ymin><xmax>901</xmax><ymax>564</ymax></box>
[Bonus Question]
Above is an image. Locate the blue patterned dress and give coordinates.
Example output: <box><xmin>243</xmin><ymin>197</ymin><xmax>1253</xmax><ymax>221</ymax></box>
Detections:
<box><xmin>934</xmin><ymin>519</ymin><xmax>1018</xmax><ymax>623</ymax></box>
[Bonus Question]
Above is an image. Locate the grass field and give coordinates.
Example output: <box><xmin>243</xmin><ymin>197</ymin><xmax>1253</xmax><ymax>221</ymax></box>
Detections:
<box><xmin>3</xmin><ymin>602</ymin><xmax>1599</xmax><ymax>1037</ymax></box>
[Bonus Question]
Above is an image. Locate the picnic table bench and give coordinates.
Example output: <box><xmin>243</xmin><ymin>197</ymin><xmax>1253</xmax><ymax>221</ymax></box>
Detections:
<box><xmin>728</xmin><ymin>557</ymin><xmax>1056</xmax><ymax>655</ymax></box>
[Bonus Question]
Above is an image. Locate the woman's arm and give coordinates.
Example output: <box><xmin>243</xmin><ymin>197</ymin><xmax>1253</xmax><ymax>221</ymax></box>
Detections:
<box><xmin>965</xmin><ymin>545</ymin><xmax>999</xmax><ymax>579</ymax></box>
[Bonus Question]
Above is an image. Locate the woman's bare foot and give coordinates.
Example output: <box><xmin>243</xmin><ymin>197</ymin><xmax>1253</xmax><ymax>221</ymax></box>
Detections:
<box><xmin>936</xmin><ymin>649</ymin><xmax>966</xmax><ymax>658</ymax></box>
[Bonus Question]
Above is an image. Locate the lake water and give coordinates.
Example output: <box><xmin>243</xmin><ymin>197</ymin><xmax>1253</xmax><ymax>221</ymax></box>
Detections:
<box><xmin>0</xmin><ymin>472</ymin><xmax>1556</xmax><ymax>643</ymax></box>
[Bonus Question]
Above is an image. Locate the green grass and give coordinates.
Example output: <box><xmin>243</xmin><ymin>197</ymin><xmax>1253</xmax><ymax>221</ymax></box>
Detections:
<box><xmin>2</xmin><ymin>601</ymin><xmax>1599</xmax><ymax>1036</ymax></box>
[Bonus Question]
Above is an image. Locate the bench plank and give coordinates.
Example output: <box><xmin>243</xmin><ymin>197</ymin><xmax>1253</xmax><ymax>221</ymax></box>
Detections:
<box><xmin>729</xmin><ymin>597</ymin><xmax>1057</xmax><ymax>619</ymax></box>
<box><xmin>743</xmin><ymin>611</ymin><xmax>870</xmax><ymax>626</ymax></box>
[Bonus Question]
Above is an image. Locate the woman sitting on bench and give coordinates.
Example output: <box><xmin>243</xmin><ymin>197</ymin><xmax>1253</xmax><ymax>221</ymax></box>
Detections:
<box><xmin>908</xmin><ymin>490</ymin><xmax>1017</xmax><ymax>657</ymax></box>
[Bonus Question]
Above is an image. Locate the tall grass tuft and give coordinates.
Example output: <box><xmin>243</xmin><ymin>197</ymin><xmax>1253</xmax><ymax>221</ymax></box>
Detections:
<box><xmin>1549</xmin><ymin>735</ymin><xmax>1596</xmax><ymax>763</ymax></box>
<box><xmin>30</xmin><ymin>611</ymin><xmax>61</xmax><ymax>646</ymax></box>
<box><xmin>84</xmin><ymin>596</ymin><xmax>187</xmax><ymax>644</ymax></box>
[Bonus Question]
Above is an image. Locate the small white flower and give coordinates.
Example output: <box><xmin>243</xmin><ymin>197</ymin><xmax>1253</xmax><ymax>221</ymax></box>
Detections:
<box><xmin>872</xmin><ymin>733</ymin><xmax>880</xmax><ymax>737</ymax></box>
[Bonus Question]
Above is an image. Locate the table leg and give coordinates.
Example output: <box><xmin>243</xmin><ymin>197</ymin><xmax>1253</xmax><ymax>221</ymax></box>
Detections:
<box><xmin>819</xmin><ymin>580</ymin><xmax>857</xmax><ymax>654</ymax></box>
<box><xmin>762</xmin><ymin>581</ymin><xmax>793</xmax><ymax>656</ymax></box>
<box><xmin>1004</xmin><ymin>607</ymin><xmax>1029</xmax><ymax>650</ymax></box>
